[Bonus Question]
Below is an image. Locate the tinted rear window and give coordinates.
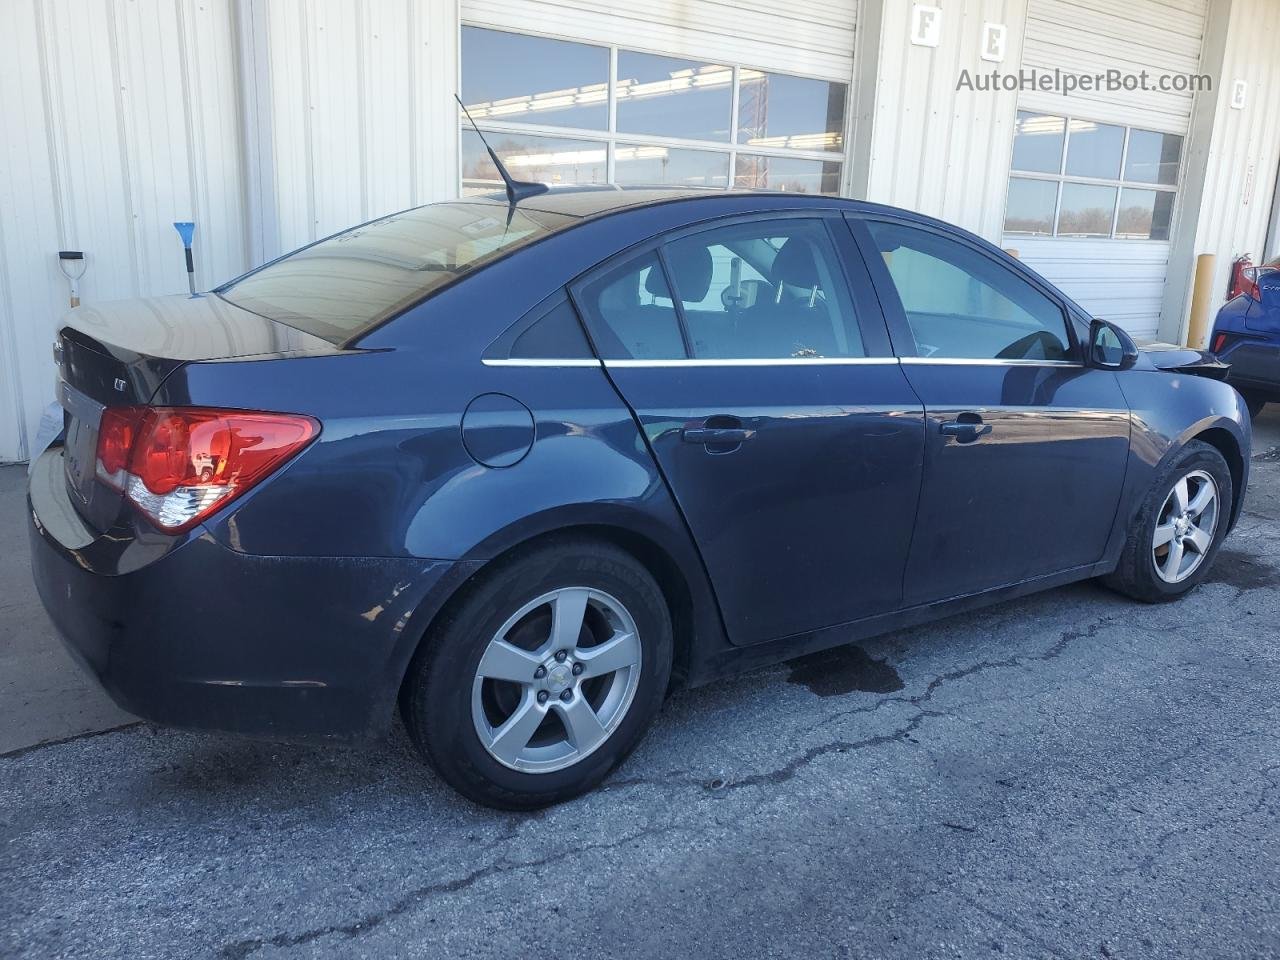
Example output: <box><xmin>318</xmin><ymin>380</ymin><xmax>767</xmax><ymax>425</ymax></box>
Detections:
<box><xmin>218</xmin><ymin>202</ymin><xmax>574</xmax><ymax>343</ymax></box>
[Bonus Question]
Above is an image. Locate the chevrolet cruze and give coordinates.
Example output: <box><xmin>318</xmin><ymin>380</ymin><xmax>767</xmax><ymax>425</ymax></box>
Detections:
<box><xmin>30</xmin><ymin>187</ymin><xmax>1250</xmax><ymax>808</ymax></box>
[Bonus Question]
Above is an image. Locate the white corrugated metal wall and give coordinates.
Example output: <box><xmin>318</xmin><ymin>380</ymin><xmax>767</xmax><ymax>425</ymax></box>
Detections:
<box><xmin>0</xmin><ymin>0</ymin><xmax>460</xmax><ymax>463</ymax></box>
<box><xmin>0</xmin><ymin>0</ymin><xmax>245</xmax><ymax>463</ymax></box>
<box><xmin>1172</xmin><ymin>0</ymin><xmax>1280</xmax><ymax>339</ymax></box>
<box><xmin>3</xmin><ymin>0</ymin><xmax>1278</xmax><ymax>461</ymax></box>
<box><xmin>853</xmin><ymin>0</ymin><xmax>1029</xmax><ymax>243</ymax></box>
<box><xmin>1003</xmin><ymin>0</ymin><xmax>1210</xmax><ymax>339</ymax></box>
<box><xmin>263</xmin><ymin>0</ymin><xmax>459</xmax><ymax>255</ymax></box>
<box><xmin>462</xmin><ymin>0</ymin><xmax>857</xmax><ymax>79</ymax></box>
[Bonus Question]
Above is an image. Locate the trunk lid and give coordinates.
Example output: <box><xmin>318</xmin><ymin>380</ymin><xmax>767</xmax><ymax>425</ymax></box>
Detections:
<box><xmin>55</xmin><ymin>293</ymin><xmax>338</xmax><ymax>531</ymax></box>
<box><xmin>1138</xmin><ymin>342</ymin><xmax>1231</xmax><ymax>380</ymax></box>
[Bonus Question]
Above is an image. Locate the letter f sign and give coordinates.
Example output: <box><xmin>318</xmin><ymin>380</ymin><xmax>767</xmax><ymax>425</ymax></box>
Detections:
<box><xmin>911</xmin><ymin>4</ymin><xmax>942</xmax><ymax>47</ymax></box>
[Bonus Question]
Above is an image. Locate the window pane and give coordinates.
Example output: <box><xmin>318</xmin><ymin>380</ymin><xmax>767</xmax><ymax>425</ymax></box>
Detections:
<box><xmin>577</xmin><ymin>252</ymin><xmax>687</xmax><ymax>360</ymax></box>
<box><xmin>664</xmin><ymin>219</ymin><xmax>863</xmax><ymax>359</ymax></box>
<box><xmin>1057</xmin><ymin>183</ymin><xmax>1117</xmax><ymax>237</ymax></box>
<box><xmin>461</xmin><ymin>130</ymin><xmax>606</xmax><ymax>195</ymax></box>
<box><xmin>737</xmin><ymin>71</ymin><xmax>846</xmax><ymax>152</ymax></box>
<box><xmin>461</xmin><ymin>27</ymin><xmax>608</xmax><ymax>130</ymax></box>
<box><xmin>865</xmin><ymin>221</ymin><xmax>1071</xmax><ymax>361</ymax></box>
<box><xmin>509</xmin><ymin>300</ymin><xmax>593</xmax><ymax>359</ymax></box>
<box><xmin>1124</xmin><ymin>129</ymin><xmax>1182</xmax><ymax>186</ymax></box>
<box><xmin>1004</xmin><ymin>178</ymin><xmax>1058</xmax><ymax>235</ymax></box>
<box><xmin>1010</xmin><ymin>112</ymin><xmax>1065</xmax><ymax>174</ymax></box>
<box><xmin>220</xmin><ymin>203</ymin><xmax>573</xmax><ymax>344</ymax></box>
<box><xmin>1116</xmin><ymin>188</ymin><xmax>1174</xmax><ymax>241</ymax></box>
<box><xmin>734</xmin><ymin>155</ymin><xmax>841</xmax><ymax>195</ymax></box>
<box><xmin>614</xmin><ymin>145</ymin><xmax>730</xmax><ymax>188</ymax></box>
<box><xmin>616</xmin><ymin>52</ymin><xmax>732</xmax><ymax>141</ymax></box>
<box><xmin>1064</xmin><ymin>119</ymin><xmax>1125</xmax><ymax>179</ymax></box>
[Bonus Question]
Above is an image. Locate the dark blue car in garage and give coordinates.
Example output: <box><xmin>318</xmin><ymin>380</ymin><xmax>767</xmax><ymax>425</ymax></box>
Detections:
<box><xmin>29</xmin><ymin>186</ymin><xmax>1250</xmax><ymax>808</ymax></box>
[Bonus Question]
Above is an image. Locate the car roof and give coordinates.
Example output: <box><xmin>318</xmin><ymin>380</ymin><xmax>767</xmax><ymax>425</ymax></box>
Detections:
<box><xmin>467</xmin><ymin>185</ymin><xmax>861</xmax><ymax>221</ymax></box>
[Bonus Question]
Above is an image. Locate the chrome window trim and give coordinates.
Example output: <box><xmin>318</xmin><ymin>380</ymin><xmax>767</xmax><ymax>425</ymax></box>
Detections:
<box><xmin>604</xmin><ymin>357</ymin><xmax>900</xmax><ymax>368</ymax></box>
<box><xmin>483</xmin><ymin>356</ymin><xmax>1084</xmax><ymax>369</ymax></box>
<box><xmin>481</xmin><ymin>358</ymin><xmax>603</xmax><ymax>368</ymax></box>
<box><xmin>899</xmin><ymin>357</ymin><xmax>1081</xmax><ymax>367</ymax></box>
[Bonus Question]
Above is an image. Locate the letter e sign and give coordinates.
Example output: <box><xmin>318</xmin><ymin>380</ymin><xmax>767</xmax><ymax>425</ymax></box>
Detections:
<box><xmin>911</xmin><ymin>4</ymin><xmax>942</xmax><ymax>47</ymax></box>
<box><xmin>981</xmin><ymin>23</ymin><xmax>1007</xmax><ymax>62</ymax></box>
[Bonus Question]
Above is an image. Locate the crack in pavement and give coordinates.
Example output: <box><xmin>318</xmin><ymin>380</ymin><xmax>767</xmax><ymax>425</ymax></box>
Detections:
<box><xmin>955</xmin><ymin>891</ymin><xmax>1074</xmax><ymax>960</ymax></box>
<box><xmin>217</xmin><ymin>821</ymin><xmax>697</xmax><ymax>960</ymax></box>
<box><xmin>19</xmin><ymin>613</ymin><xmax>1150</xmax><ymax>958</ymax></box>
<box><xmin>808</xmin><ymin>614</ymin><xmax>1120</xmax><ymax>736</ymax></box>
<box><xmin>0</xmin><ymin>721</ymin><xmax>144</xmax><ymax>761</ymax></box>
<box><xmin>214</xmin><ymin>615</ymin><xmax>1099</xmax><ymax>956</ymax></box>
<box><xmin>1113</xmin><ymin>762</ymin><xmax>1280</xmax><ymax>878</ymax></box>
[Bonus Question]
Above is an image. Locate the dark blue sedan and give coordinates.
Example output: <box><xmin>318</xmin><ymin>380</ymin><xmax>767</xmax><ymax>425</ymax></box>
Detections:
<box><xmin>29</xmin><ymin>188</ymin><xmax>1251</xmax><ymax>808</ymax></box>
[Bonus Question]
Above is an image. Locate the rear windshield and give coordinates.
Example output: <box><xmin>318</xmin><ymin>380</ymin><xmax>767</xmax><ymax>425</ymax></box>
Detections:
<box><xmin>218</xmin><ymin>201</ymin><xmax>573</xmax><ymax>343</ymax></box>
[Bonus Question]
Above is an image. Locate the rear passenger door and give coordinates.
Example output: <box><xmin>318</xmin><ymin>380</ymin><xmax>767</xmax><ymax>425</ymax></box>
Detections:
<box><xmin>848</xmin><ymin>214</ymin><xmax>1131</xmax><ymax>603</ymax></box>
<box><xmin>571</xmin><ymin>213</ymin><xmax>925</xmax><ymax>647</ymax></box>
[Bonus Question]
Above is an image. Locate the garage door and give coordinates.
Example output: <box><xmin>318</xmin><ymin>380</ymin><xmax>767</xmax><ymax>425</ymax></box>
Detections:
<box><xmin>1000</xmin><ymin>0</ymin><xmax>1208</xmax><ymax>340</ymax></box>
<box><xmin>458</xmin><ymin>0</ymin><xmax>857</xmax><ymax>196</ymax></box>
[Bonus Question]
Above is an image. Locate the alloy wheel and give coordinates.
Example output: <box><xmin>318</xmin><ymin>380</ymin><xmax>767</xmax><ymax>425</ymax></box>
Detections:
<box><xmin>471</xmin><ymin>587</ymin><xmax>642</xmax><ymax>773</ymax></box>
<box><xmin>1152</xmin><ymin>469</ymin><xmax>1219</xmax><ymax>584</ymax></box>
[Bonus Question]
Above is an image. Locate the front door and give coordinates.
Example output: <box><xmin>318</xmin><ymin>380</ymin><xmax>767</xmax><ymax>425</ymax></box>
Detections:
<box><xmin>572</xmin><ymin>213</ymin><xmax>925</xmax><ymax>646</ymax></box>
<box><xmin>850</xmin><ymin>214</ymin><xmax>1131</xmax><ymax>604</ymax></box>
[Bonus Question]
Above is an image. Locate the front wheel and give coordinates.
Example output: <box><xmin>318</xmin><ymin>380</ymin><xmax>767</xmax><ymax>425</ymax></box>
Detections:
<box><xmin>400</xmin><ymin>538</ymin><xmax>672</xmax><ymax>809</ymax></box>
<box><xmin>1103</xmin><ymin>440</ymin><xmax>1233</xmax><ymax>603</ymax></box>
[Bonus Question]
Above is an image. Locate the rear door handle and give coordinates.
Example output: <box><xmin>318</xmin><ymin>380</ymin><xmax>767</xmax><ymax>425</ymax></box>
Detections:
<box><xmin>939</xmin><ymin>414</ymin><xmax>991</xmax><ymax>443</ymax></box>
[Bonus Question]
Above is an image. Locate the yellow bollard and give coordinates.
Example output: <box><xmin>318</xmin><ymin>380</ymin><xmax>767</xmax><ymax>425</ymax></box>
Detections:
<box><xmin>1186</xmin><ymin>253</ymin><xmax>1217</xmax><ymax>349</ymax></box>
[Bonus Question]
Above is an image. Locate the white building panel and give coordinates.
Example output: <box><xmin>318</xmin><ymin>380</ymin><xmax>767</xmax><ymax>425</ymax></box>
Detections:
<box><xmin>1019</xmin><ymin>0</ymin><xmax>1209</xmax><ymax>133</ymax></box>
<box><xmin>263</xmin><ymin>0</ymin><xmax>460</xmax><ymax>254</ymax></box>
<box><xmin>1008</xmin><ymin>0</ymin><xmax>1209</xmax><ymax>339</ymax></box>
<box><xmin>1004</xmin><ymin>237</ymin><xmax>1172</xmax><ymax>335</ymax></box>
<box><xmin>1162</xmin><ymin>0</ymin><xmax>1280</xmax><ymax>341</ymax></box>
<box><xmin>0</xmin><ymin>0</ymin><xmax>245</xmax><ymax>462</ymax></box>
<box><xmin>855</xmin><ymin>0</ymin><xmax>1030</xmax><ymax>243</ymax></box>
<box><xmin>461</xmin><ymin>0</ymin><xmax>857</xmax><ymax>80</ymax></box>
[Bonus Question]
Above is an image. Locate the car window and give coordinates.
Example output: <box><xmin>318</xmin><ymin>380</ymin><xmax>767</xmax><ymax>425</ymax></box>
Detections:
<box><xmin>864</xmin><ymin>220</ymin><xmax>1072</xmax><ymax>361</ymax></box>
<box><xmin>219</xmin><ymin>202</ymin><xmax>572</xmax><ymax>344</ymax></box>
<box><xmin>504</xmin><ymin>299</ymin><xmax>593</xmax><ymax>358</ymax></box>
<box><xmin>663</xmin><ymin>219</ymin><xmax>864</xmax><ymax>359</ymax></box>
<box><xmin>575</xmin><ymin>252</ymin><xmax>688</xmax><ymax>360</ymax></box>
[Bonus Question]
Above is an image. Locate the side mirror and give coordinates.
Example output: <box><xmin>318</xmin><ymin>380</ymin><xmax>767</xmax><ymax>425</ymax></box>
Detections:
<box><xmin>1089</xmin><ymin>318</ymin><xmax>1139</xmax><ymax>371</ymax></box>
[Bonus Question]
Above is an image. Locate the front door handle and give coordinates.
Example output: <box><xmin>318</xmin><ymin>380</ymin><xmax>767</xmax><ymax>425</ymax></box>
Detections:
<box><xmin>682</xmin><ymin>416</ymin><xmax>755</xmax><ymax>450</ymax></box>
<box><xmin>939</xmin><ymin>414</ymin><xmax>991</xmax><ymax>444</ymax></box>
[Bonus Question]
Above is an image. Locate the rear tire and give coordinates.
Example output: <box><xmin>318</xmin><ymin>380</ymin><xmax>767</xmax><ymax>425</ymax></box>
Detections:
<box><xmin>1103</xmin><ymin>440</ymin><xmax>1233</xmax><ymax>603</ymax></box>
<box><xmin>400</xmin><ymin>537</ymin><xmax>672</xmax><ymax>810</ymax></box>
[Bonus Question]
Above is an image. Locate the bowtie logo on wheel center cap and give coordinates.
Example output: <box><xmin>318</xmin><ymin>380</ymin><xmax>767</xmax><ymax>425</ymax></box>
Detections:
<box><xmin>546</xmin><ymin>663</ymin><xmax>573</xmax><ymax>693</ymax></box>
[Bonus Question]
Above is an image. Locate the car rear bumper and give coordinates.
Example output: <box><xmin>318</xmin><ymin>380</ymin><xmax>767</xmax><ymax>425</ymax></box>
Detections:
<box><xmin>28</xmin><ymin>447</ymin><xmax>474</xmax><ymax>741</ymax></box>
<box><xmin>1221</xmin><ymin>342</ymin><xmax>1280</xmax><ymax>396</ymax></box>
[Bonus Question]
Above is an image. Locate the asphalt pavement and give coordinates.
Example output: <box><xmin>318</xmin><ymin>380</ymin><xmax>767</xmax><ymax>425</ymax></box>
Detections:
<box><xmin>2</xmin><ymin>409</ymin><xmax>1278</xmax><ymax>959</ymax></box>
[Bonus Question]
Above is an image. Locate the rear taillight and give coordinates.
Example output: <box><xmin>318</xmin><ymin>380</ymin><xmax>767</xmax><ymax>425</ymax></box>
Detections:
<box><xmin>95</xmin><ymin>406</ymin><xmax>318</xmax><ymax>532</ymax></box>
<box><xmin>1239</xmin><ymin>265</ymin><xmax>1278</xmax><ymax>302</ymax></box>
<box><xmin>1211</xmin><ymin>331</ymin><xmax>1228</xmax><ymax>354</ymax></box>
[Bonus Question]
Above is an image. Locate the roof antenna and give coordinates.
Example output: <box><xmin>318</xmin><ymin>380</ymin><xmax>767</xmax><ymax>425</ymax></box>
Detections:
<box><xmin>455</xmin><ymin>94</ymin><xmax>549</xmax><ymax>215</ymax></box>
